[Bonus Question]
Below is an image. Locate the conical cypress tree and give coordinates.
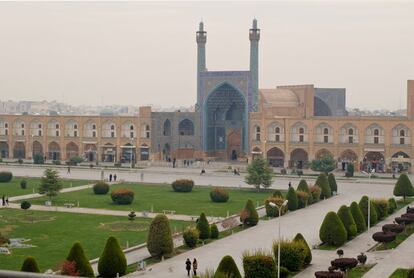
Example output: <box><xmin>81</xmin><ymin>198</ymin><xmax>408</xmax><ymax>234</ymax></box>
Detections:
<box><xmin>358</xmin><ymin>196</ymin><xmax>378</xmax><ymax>226</ymax></box>
<box><xmin>197</xmin><ymin>212</ymin><xmax>211</xmax><ymax>240</ymax></box>
<box><xmin>147</xmin><ymin>214</ymin><xmax>174</xmax><ymax>258</ymax></box>
<box><xmin>272</xmin><ymin>189</ymin><xmax>284</xmax><ymax>198</ymax></box>
<box><xmin>337</xmin><ymin>205</ymin><xmax>357</xmax><ymax>239</ymax></box>
<box><xmin>66</xmin><ymin>241</ymin><xmax>94</xmax><ymax>277</ymax></box>
<box><xmin>393</xmin><ymin>173</ymin><xmax>414</xmax><ymax>202</ymax></box>
<box><xmin>286</xmin><ymin>187</ymin><xmax>298</xmax><ymax>211</ymax></box>
<box><xmin>293</xmin><ymin>233</ymin><xmax>312</xmax><ymax>265</ymax></box>
<box><xmin>319</xmin><ymin>211</ymin><xmax>347</xmax><ymax>247</ymax></box>
<box><xmin>241</xmin><ymin>199</ymin><xmax>259</xmax><ymax>227</ymax></box>
<box><xmin>328</xmin><ymin>173</ymin><xmax>338</xmax><ymax>194</ymax></box>
<box><xmin>214</xmin><ymin>255</ymin><xmax>242</xmax><ymax>278</ymax></box>
<box><xmin>21</xmin><ymin>256</ymin><xmax>40</xmax><ymax>273</ymax></box>
<box><xmin>316</xmin><ymin>173</ymin><xmax>332</xmax><ymax>199</ymax></box>
<box><xmin>98</xmin><ymin>236</ymin><xmax>127</xmax><ymax>277</ymax></box>
<box><xmin>297</xmin><ymin>179</ymin><xmax>313</xmax><ymax>204</ymax></box>
<box><xmin>350</xmin><ymin>201</ymin><xmax>367</xmax><ymax>233</ymax></box>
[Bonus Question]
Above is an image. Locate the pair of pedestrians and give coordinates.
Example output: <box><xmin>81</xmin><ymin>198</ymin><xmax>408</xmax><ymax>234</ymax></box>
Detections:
<box><xmin>1</xmin><ymin>195</ymin><xmax>9</xmax><ymax>206</ymax></box>
<box><xmin>109</xmin><ymin>173</ymin><xmax>117</xmax><ymax>182</ymax></box>
<box><xmin>185</xmin><ymin>258</ymin><xmax>198</xmax><ymax>276</ymax></box>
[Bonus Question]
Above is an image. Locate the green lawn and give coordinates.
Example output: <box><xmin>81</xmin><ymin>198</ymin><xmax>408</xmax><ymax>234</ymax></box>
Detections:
<box><xmin>28</xmin><ymin>183</ymin><xmax>275</xmax><ymax>217</ymax></box>
<box><xmin>346</xmin><ymin>264</ymin><xmax>375</xmax><ymax>278</ymax></box>
<box><xmin>376</xmin><ymin>224</ymin><xmax>414</xmax><ymax>251</ymax></box>
<box><xmin>389</xmin><ymin>268</ymin><xmax>411</xmax><ymax>278</ymax></box>
<box><xmin>0</xmin><ymin>208</ymin><xmax>189</xmax><ymax>272</ymax></box>
<box><xmin>0</xmin><ymin>177</ymin><xmax>91</xmax><ymax>197</ymax></box>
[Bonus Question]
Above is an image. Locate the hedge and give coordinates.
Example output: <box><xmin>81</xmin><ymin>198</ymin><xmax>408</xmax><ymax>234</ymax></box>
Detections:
<box><xmin>293</xmin><ymin>233</ymin><xmax>312</xmax><ymax>265</ymax></box>
<box><xmin>316</xmin><ymin>173</ymin><xmax>332</xmax><ymax>199</ymax></box>
<box><xmin>350</xmin><ymin>201</ymin><xmax>367</xmax><ymax>233</ymax></box>
<box><xmin>147</xmin><ymin>214</ymin><xmax>174</xmax><ymax>258</ymax></box>
<box><xmin>319</xmin><ymin>211</ymin><xmax>347</xmax><ymax>247</ymax></box>
<box><xmin>328</xmin><ymin>173</ymin><xmax>338</xmax><ymax>194</ymax></box>
<box><xmin>171</xmin><ymin>179</ymin><xmax>194</xmax><ymax>192</ymax></box>
<box><xmin>66</xmin><ymin>241</ymin><xmax>94</xmax><ymax>277</ymax></box>
<box><xmin>265</xmin><ymin>197</ymin><xmax>287</xmax><ymax>217</ymax></box>
<box><xmin>210</xmin><ymin>187</ymin><xmax>229</xmax><ymax>203</ymax></box>
<box><xmin>296</xmin><ymin>191</ymin><xmax>309</xmax><ymax>209</ymax></box>
<box><xmin>286</xmin><ymin>187</ymin><xmax>298</xmax><ymax>211</ymax></box>
<box><xmin>111</xmin><ymin>188</ymin><xmax>134</xmax><ymax>205</ymax></box>
<box><xmin>337</xmin><ymin>205</ymin><xmax>357</xmax><ymax>239</ymax></box>
<box><xmin>215</xmin><ymin>255</ymin><xmax>242</xmax><ymax>278</ymax></box>
<box><xmin>0</xmin><ymin>171</ymin><xmax>12</xmax><ymax>183</ymax></box>
<box><xmin>93</xmin><ymin>181</ymin><xmax>110</xmax><ymax>195</ymax></box>
<box><xmin>243</xmin><ymin>251</ymin><xmax>277</xmax><ymax>278</ymax></box>
<box><xmin>183</xmin><ymin>227</ymin><xmax>199</xmax><ymax>248</ymax></box>
<box><xmin>371</xmin><ymin>199</ymin><xmax>389</xmax><ymax>220</ymax></box>
<box><xmin>310</xmin><ymin>185</ymin><xmax>321</xmax><ymax>203</ymax></box>
<box><xmin>197</xmin><ymin>212</ymin><xmax>210</xmax><ymax>240</ymax></box>
<box><xmin>20</xmin><ymin>179</ymin><xmax>27</xmax><ymax>189</ymax></box>
<box><xmin>388</xmin><ymin>198</ymin><xmax>397</xmax><ymax>214</ymax></box>
<box><xmin>359</xmin><ymin>196</ymin><xmax>378</xmax><ymax>226</ymax></box>
<box><xmin>297</xmin><ymin>179</ymin><xmax>312</xmax><ymax>204</ymax></box>
<box><xmin>273</xmin><ymin>239</ymin><xmax>306</xmax><ymax>272</ymax></box>
<box><xmin>21</xmin><ymin>256</ymin><xmax>40</xmax><ymax>273</ymax></box>
<box><xmin>240</xmin><ymin>199</ymin><xmax>259</xmax><ymax>227</ymax></box>
<box><xmin>97</xmin><ymin>236</ymin><xmax>127</xmax><ymax>277</ymax></box>
<box><xmin>210</xmin><ymin>224</ymin><xmax>219</xmax><ymax>239</ymax></box>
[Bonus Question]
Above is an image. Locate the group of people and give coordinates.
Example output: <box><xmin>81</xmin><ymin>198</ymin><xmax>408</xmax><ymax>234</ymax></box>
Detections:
<box><xmin>185</xmin><ymin>258</ymin><xmax>198</xmax><ymax>276</ymax></box>
<box><xmin>1</xmin><ymin>195</ymin><xmax>9</xmax><ymax>206</ymax></box>
<box><xmin>108</xmin><ymin>173</ymin><xmax>118</xmax><ymax>182</ymax></box>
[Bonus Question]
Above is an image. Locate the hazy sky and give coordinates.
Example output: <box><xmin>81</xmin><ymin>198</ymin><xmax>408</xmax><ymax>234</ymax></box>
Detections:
<box><xmin>0</xmin><ymin>1</ymin><xmax>413</xmax><ymax>110</ymax></box>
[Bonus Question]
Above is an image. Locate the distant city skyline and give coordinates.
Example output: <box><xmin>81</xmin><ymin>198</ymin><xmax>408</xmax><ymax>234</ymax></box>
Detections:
<box><xmin>0</xmin><ymin>1</ymin><xmax>413</xmax><ymax>110</ymax></box>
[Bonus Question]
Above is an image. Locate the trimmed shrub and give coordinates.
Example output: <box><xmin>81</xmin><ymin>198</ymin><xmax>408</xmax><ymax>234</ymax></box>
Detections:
<box><xmin>20</xmin><ymin>179</ymin><xmax>27</xmax><ymax>189</ymax></box>
<box><xmin>388</xmin><ymin>198</ymin><xmax>397</xmax><ymax>214</ymax></box>
<box><xmin>265</xmin><ymin>197</ymin><xmax>287</xmax><ymax>217</ymax></box>
<box><xmin>293</xmin><ymin>233</ymin><xmax>312</xmax><ymax>265</ymax></box>
<box><xmin>296</xmin><ymin>191</ymin><xmax>309</xmax><ymax>209</ymax></box>
<box><xmin>210</xmin><ymin>224</ymin><xmax>219</xmax><ymax>239</ymax></box>
<box><xmin>183</xmin><ymin>227</ymin><xmax>199</xmax><ymax>248</ymax></box>
<box><xmin>359</xmin><ymin>196</ymin><xmax>378</xmax><ymax>226</ymax></box>
<box><xmin>240</xmin><ymin>199</ymin><xmax>259</xmax><ymax>227</ymax></box>
<box><xmin>93</xmin><ymin>181</ymin><xmax>110</xmax><ymax>195</ymax></box>
<box><xmin>328</xmin><ymin>173</ymin><xmax>338</xmax><ymax>194</ymax></box>
<box><xmin>272</xmin><ymin>190</ymin><xmax>284</xmax><ymax>198</ymax></box>
<box><xmin>243</xmin><ymin>251</ymin><xmax>277</xmax><ymax>278</ymax></box>
<box><xmin>273</xmin><ymin>239</ymin><xmax>306</xmax><ymax>272</ymax></box>
<box><xmin>382</xmin><ymin>224</ymin><xmax>404</xmax><ymax>234</ymax></box>
<box><xmin>33</xmin><ymin>153</ymin><xmax>44</xmax><ymax>165</ymax></box>
<box><xmin>111</xmin><ymin>188</ymin><xmax>134</xmax><ymax>205</ymax></box>
<box><xmin>66</xmin><ymin>241</ymin><xmax>94</xmax><ymax>277</ymax></box>
<box><xmin>319</xmin><ymin>211</ymin><xmax>347</xmax><ymax>247</ymax></box>
<box><xmin>346</xmin><ymin>163</ymin><xmax>354</xmax><ymax>177</ymax></box>
<box><xmin>215</xmin><ymin>255</ymin><xmax>242</xmax><ymax>278</ymax></box>
<box><xmin>197</xmin><ymin>212</ymin><xmax>210</xmax><ymax>240</ymax></box>
<box><xmin>395</xmin><ymin>217</ymin><xmax>414</xmax><ymax>225</ymax></box>
<box><xmin>21</xmin><ymin>256</ymin><xmax>40</xmax><ymax>273</ymax></box>
<box><xmin>310</xmin><ymin>185</ymin><xmax>321</xmax><ymax>203</ymax></box>
<box><xmin>297</xmin><ymin>179</ymin><xmax>313</xmax><ymax>204</ymax></box>
<box><xmin>407</xmin><ymin>268</ymin><xmax>414</xmax><ymax>278</ymax></box>
<box><xmin>0</xmin><ymin>171</ymin><xmax>13</xmax><ymax>182</ymax></box>
<box><xmin>372</xmin><ymin>231</ymin><xmax>397</xmax><ymax>243</ymax></box>
<box><xmin>315</xmin><ymin>271</ymin><xmax>343</xmax><ymax>278</ymax></box>
<box><xmin>337</xmin><ymin>205</ymin><xmax>357</xmax><ymax>239</ymax></box>
<box><xmin>393</xmin><ymin>173</ymin><xmax>414</xmax><ymax>202</ymax></box>
<box><xmin>171</xmin><ymin>179</ymin><xmax>194</xmax><ymax>192</ymax></box>
<box><xmin>20</xmin><ymin>200</ymin><xmax>31</xmax><ymax>210</ymax></box>
<box><xmin>316</xmin><ymin>173</ymin><xmax>332</xmax><ymax>199</ymax></box>
<box><xmin>350</xmin><ymin>201</ymin><xmax>366</xmax><ymax>233</ymax></box>
<box><xmin>286</xmin><ymin>187</ymin><xmax>298</xmax><ymax>211</ymax></box>
<box><xmin>331</xmin><ymin>258</ymin><xmax>358</xmax><ymax>272</ymax></box>
<box><xmin>61</xmin><ymin>260</ymin><xmax>79</xmax><ymax>276</ymax></box>
<box><xmin>98</xmin><ymin>236</ymin><xmax>127</xmax><ymax>277</ymax></box>
<box><xmin>371</xmin><ymin>199</ymin><xmax>389</xmax><ymax>220</ymax></box>
<box><xmin>210</xmin><ymin>187</ymin><xmax>229</xmax><ymax>203</ymax></box>
<box><xmin>147</xmin><ymin>214</ymin><xmax>174</xmax><ymax>258</ymax></box>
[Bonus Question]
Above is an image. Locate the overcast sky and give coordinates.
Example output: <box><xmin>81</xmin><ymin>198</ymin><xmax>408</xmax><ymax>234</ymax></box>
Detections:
<box><xmin>0</xmin><ymin>1</ymin><xmax>413</xmax><ymax>110</ymax></box>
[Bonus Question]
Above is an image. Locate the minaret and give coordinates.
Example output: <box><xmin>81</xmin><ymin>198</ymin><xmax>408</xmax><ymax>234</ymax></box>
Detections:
<box><xmin>249</xmin><ymin>18</ymin><xmax>260</xmax><ymax>111</ymax></box>
<box><xmin>196</xmin><ymin>21</ymin><xmax>207</xmax><ymax>110</ymax></box>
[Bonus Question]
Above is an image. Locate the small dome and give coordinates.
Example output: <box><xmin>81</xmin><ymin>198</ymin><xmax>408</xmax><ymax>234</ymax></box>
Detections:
<box><xmin>260</xmin><ymin>89</ymin><xmax>299</xmax><ymax>107</ymax></box>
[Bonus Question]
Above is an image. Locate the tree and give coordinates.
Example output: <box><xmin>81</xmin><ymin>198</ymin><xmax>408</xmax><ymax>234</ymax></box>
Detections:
<box><xmin>210</xmin><ymin>223</ymin><xmax>219</xmax><ymax>239</ymax></box>
<box><xmin>286</xmin><ymin>187</ymin><xmax>298</xmax><ymax>211</ymax></box>
<box><xmin>183</xmin><ymin>227</ymin><xmax>199</xmax><ymax>248</ymax></box>
<box><xmin>66</xmin><ymin>242</ymin><xmax>94</xmax><ymax>277</ymax></box>
<box><xmin>245</xmin><ymin>157</ymin><xmax>273</xmax><ymax>190</ymax></box>
<box><xmin>293</xmin><ymin>233</ymin><xmax>312</xmax><ymax>265</ymax></box>
<box><xmin>21</xmin><ymin>256</ymin><xmax>40</xmax><ymax>273</ymax></box>
<box><xmin>359</xmin><ymin>196</ymin><xmax>378</xmax><ymax>226</ymax></box>
<box><xmin>337</xmin><ymin>205</ymin><xmax>357</xmax><ymax>239</ymax></box>
<box><xmin>20</xmin><ymin>200</ymin><xmax>31</xmax><ymax>210</ymax></box>
<box><xmin>315</xmin><ymin>173</ymin><xmax>332</xmax><ymax>199</ymax></box>
<box><xmin>38</xmin><ymin>168</ymin><xmax>62</xmax><ymax>201</ymax></box>
<box><xmin>346</xmin><ymin>163</ymin><xmax>354</xmax><ymax>177</ymax></box>
<box><xmin>33</xmin><ymin>153</ymin><xmax>44</xmax><ymax>164</ymax></box>
<box><xmin>197</xmin><ymin>212</ymin><xmax>211</xmax><ymax>240</ymax></box>
<box><xmin>215</xmin><ymin>255</ymin><xmax>242</xmax><ymax>278</ymax></box>
<box><xmin>240</xmin><ymin>199</ymin><xmax>259</xmax><ymax>227</ymax></box>
<box><xmin>147</xmin><ymin>214</ymin><xmax>174</xmax><ymax>258</ymax></box>
<box><xmin>243</xmin><ymin>251</ymin><xmax>277</xmax><ymax>278</ymax></box>
<box><xmin>350</xmin><ymin>201</ymin><xmax>367</xmax><ymax>234</ymax></box>
<box><xmin>319</xmin><ymin>211</ymin><xmax>347</xmax><ymax>247</ymax></box>
<box><xmin>297</xmin><ymin>179</ymin><xmax>310</xmax><ymax>193</ymax></box>
<box><xmin>310</xmin><ymin>155</ymin><xmax>336</xmax><ymax>173</ymax></box>
<box><xmin>393</xmin><ymin>173</ymin><xmax>414</xmax><ymax>202</ymax></box>
<box><xmin>328</xmin><ymin>173</ymin><xmax>338</xmax><ymax>194</ymax></box>
<box><xmin>98</xmin><ymin>236</ymin><xmax>127</xmax><ymax>277</ymax></box>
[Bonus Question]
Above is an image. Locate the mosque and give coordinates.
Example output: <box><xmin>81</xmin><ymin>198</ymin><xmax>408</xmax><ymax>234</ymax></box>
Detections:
<box><xmin>0</xmin><ymin>20</ymin><xmax>413</xmax><ymax>173</ymax></box>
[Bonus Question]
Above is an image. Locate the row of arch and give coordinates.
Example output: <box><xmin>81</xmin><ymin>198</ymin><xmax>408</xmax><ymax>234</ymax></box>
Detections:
<box><xmin>162</xmin><ymin>119</ymin><xmax>195</xmax><ymax>136</ymax></box>
<box><xmin>252</xmin><ymin>122</ymin><xmax>411</xmax><ymax>145</ymax></box>
<box><xmin>0</xmin><ymin>119</ymin><xmax>151</xmax><ymax>139</ymax></box>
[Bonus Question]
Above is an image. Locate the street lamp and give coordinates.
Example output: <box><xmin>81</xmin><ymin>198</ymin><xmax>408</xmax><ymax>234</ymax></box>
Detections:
<box><xmin>269</xmin><ymin>199</ymin><xmax>289</xmax><ymax>278</ymax></box>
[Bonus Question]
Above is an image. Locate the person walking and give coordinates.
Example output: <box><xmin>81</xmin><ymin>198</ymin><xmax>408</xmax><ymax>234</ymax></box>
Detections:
<box><xmin>192</xmin><ymin>258</ymin><xmax>198</xmax><ymax>276</ymax></box>
<box><xmin>5</xmin><ymin>196</ymin><xmax>8</xmax><ymax>206</ymax></box>
<box><xmin>109</xmin><ymin>174</ymin><xmax>113</xmax><ymax>182</ymax></box>
<box><xmin>200</xmin><ymin>168</ymin><xmax>206</xmax><ymax>175</ymax></box>
<box><xmin>67</xmin><ymin>166</ymin><xmax>71</xmax><ymax>174</ymax></box>
<box><xmin>140</xmin><ymin>172</ymin><xmax>144</xmax><ymax>182</ymax></box>
<box><xmin>173</xmin><ymin>158</ymin><xmax>176</xmax><ymax>168</ymax></box>
<box><xmin>288</xmin><ymin>181</ymin><xmax>291</xmax><ymax>188</ymax></box>
<box><xmin>185</xmin><ymin>258</ymin><xmax>191</xmax><ymax>276</ymax></box>
<box><xmin>1</xmin><ymin>195</ymin><xmax>5</xmax><ymax>206</ymax></box>
<box><xmin>113</xmin><ymin>174</ymin><xmax>117</xmax><ymax>182</ymax></box>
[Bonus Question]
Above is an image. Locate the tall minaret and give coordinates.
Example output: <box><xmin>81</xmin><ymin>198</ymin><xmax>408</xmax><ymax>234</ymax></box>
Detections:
<box><xmin>196</xmin><ymin>21</ymin><xmax>207</xmax><ymax>109</ymax></box>
<box><xmin>249</xmin><ymin>18</ymin><xmax>260</xmax><ymax>111</ymax></box>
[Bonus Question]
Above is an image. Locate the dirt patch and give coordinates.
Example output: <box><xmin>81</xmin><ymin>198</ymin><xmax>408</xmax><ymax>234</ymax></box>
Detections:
<box><xmin>99</xmin><ymin>221</ymin><xmax>149</xmax><ymax>232</ymax></box>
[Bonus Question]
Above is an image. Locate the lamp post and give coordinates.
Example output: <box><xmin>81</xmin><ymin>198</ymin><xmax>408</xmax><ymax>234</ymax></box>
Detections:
<box><xmin>269</xmin><ymin>200</ymin><xmax>288</xmax><ymax>278</ymax></box>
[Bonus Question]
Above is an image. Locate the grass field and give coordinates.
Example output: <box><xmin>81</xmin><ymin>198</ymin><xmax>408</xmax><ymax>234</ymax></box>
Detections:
<box><xmin>0</xmin><ymin>177</ymin><xmax>91</xmax><ymax>197</ymax></box>
<box><xmin>28</xmin><ymin>183</ymin><xmax>276</xmax><ymax>217</ymax></box>
<box><xmin>0</xmin><ymin>208</ymin><xmax>190</xmax><ymax>272</ymax></box>
<box><xmin>346</xmin><ymin>264</ymin><xmax>375</xmax><ymax>278</ymax></box>
<box><xmin>389</xmin><ymin>268</ymin><xmax>411</xmax><ymax>278</ymax></box>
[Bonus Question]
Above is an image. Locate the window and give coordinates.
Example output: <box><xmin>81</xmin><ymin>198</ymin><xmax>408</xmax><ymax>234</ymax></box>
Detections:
<box><xmin>92</xmin><ymin>131</ymin><xmax>96</xmax><ymax>138</ymax></box>
<box><xmin>21</xmin><ymin>123</ymin><xmax>24</xmax><ymax>128</ymax></box>
<box><xmin>324</xmin><ymin>136</ymin><xmax>328</xmax><ymax>143</ymax></box>
<box><xmin>56</xmin><ymin>130</ymin><xmax>59</xmax><ymax>137</ymax></box>
<box><xmin>275</xmin><ymin>127</ymin><xmax>280</xmax><ymax>133</ymax></box>
<box><xmin>323</xmin><ymin>128</ymin><xmax>329</xmax><ymax>135</ymax></box>
<box><xmin>92</xmin><ymin>124</ymin><xmax>96</xmax><ymax>130</ymax></box>
<box><xmin>256</xmin><ymin>133</ymin><xmax>260</xmax><ymax>141</ymax></box>
<box><xmin>21</xmin><ymin>130</ymin><xmax>24</xmax><ymax>136</ymax></box>
<box><xmin>38</xmin><ymin>130</ymin><xmax>42</xmax><ymax>136</ymax></box>
<box><xmin>299</xmin><ymin>135</ymin><xmax>304</xmax><ymax>142</ymax></box>
<box><xmin>130</xmin><ymin>132</ymin><xmax>134</xmax><ymax>138</ymax></box>
<box><xmin>130</xmin><ymin>125</ymin><xmax>134</xmax><ymax>130</ymax></box>
<box><xmin>111</xmin><ymin>131</ymin><xmax>115</xmax><ymax>138</ymax></box>
<box><xmin>74</xmin><ymin>131</ymin><xmax>78</xmax><ymax>137</ymax></box>
<box><xmin>400</xmin><ymin>130</ymin><xmax>405</xmax><ymax>137</ymax></box>
<box><xmin>5</xmin><ymin>123</ymin><xmax>8</xmax><ymax>128</ymax></box>
<box><xmin>374</xmin><ymin>129</ymin><xmax>379</xmax><ymax>136</ymax></box>
<box><xmin>299</xmin><ymin>128</ymin><xmax>304</xmax><ymax>134</ymax></box>
<box><xmin>348</xmin><ymin>128</ymin><xmax>354</xmax><ymax>135</ymax></box>
<box><xmin>349</xmin><ymin>136</ymin><xmax>353</xmax><ymax>144</ymax></box>
<box><xmin>5</xmin><ymin>129</ymin><xmax>8</xmax><ymax>136</ymax></box>
<box><xmin>56</xmin><ymin>124</ymin><xmax>59</xmax><ymax>129</ymax></box>
<box><xmin>400</xmin><ymin>137</ymin><xmax>405</xmax><ymax>145</ymax></box>
<box><xmin>74</xmin><ymin>124</ymin><xmax>78</xmax><ymax>129</ymax></box>
<box><xmin>374</xmin><ymin>137</ymin><xmax>379</xmax><ymax>144</ymax></box>
<box><xmin>111</xmin><ymin>125</ymin><xmax>115</xmax><ymax>130</ymax></box>
<box><xmin>275</xmin><ymin>135</ymin><xmax>280</xmax><ymax>142</ymax></box>
<box><xmin>38</xmin><ymin>124</ymin><xmax>42</xmax><ymax>128</ymax></box>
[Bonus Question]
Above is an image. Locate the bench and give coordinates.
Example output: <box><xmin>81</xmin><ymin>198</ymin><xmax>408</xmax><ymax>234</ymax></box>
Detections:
<box><xmin>163</xmin><ymin>210</ymin><xmax>176</xmax><ymax>215</ymax></box>
<box><xmin>63</xmin><ymin>203</ymin><xmax>75</xmax><ymax>208</ymax></box>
